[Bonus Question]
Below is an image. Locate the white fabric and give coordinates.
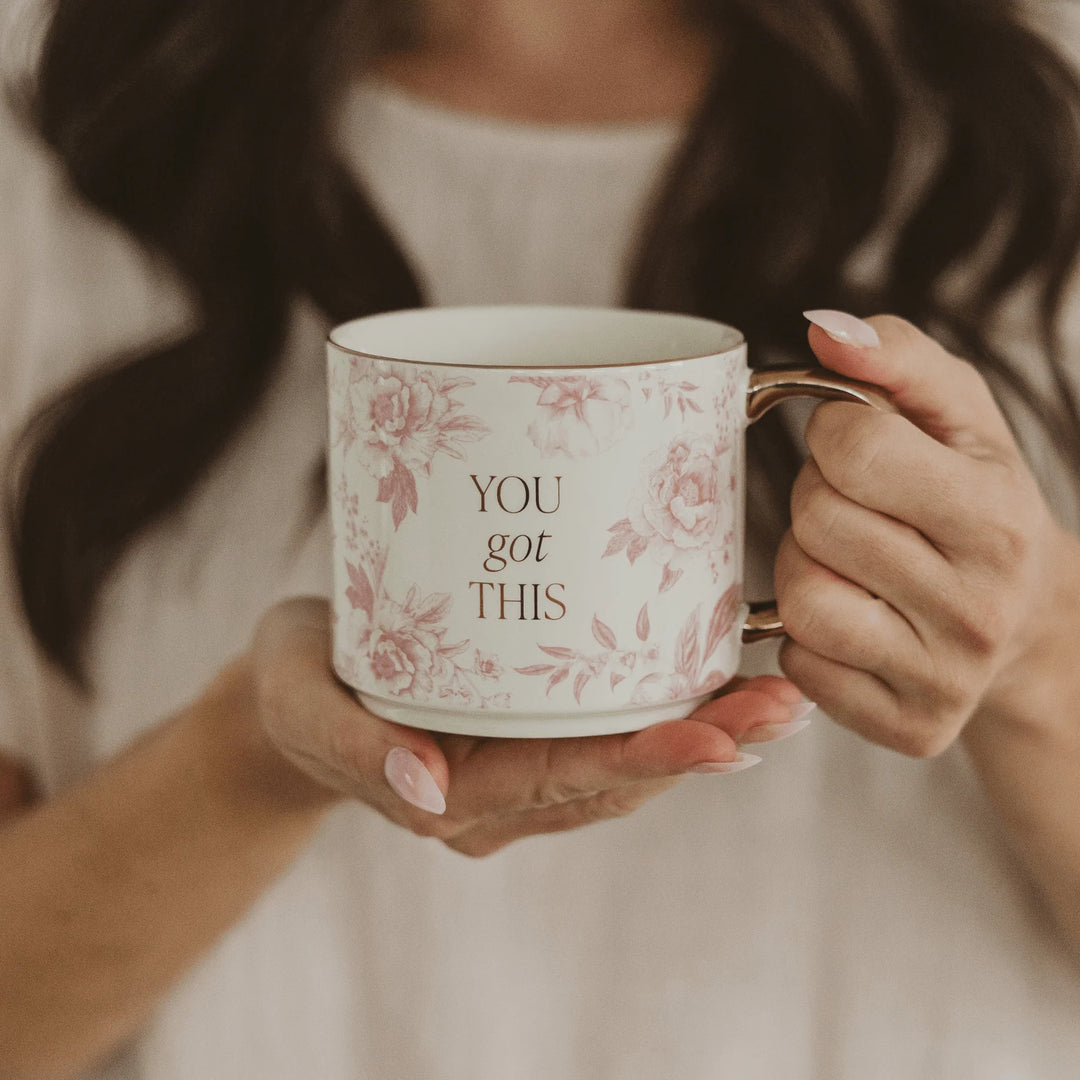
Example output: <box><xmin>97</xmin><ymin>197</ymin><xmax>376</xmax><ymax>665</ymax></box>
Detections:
<box><xmin>3</xmin><ymin>35</ymin><xmax>1080</xmax><ymax>1080</ymax></box>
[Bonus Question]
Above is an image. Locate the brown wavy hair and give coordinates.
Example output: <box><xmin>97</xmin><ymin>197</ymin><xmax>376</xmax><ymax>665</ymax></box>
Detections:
<box><xmin>8</xmin><ymin>0</ymin><xmax>1080</xmax><ymax>684</ymax></box>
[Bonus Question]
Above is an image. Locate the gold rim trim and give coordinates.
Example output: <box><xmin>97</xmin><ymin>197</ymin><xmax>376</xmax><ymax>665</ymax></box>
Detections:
<box><xmin>327</xmin><ymin>308</ymin><xmax>745</xmax><ymax>371</ymax></box>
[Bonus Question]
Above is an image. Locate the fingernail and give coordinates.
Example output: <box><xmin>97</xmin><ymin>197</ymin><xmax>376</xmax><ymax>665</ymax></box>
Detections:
<box><xmin>803</xmin><ymin>309</ymin><xmax>881</xmax><ymax>348</ymax></box>
<box><xmin>384</xmin><ymin>747</ymin><xmax>446</xmax><ymax>815</ymax></box>
<box><xmin>741</xmin><ymin>700</ymin><xmax>817</xmax><ymax>744</ymax></box>
<box><xmin>739</xmin><ymin>719</ymin><xmax>812</xmax><ymax>745</ymax></box>
<box><xmin>690</xmin><ymin>752</ymin><xmax>762</xmax><ymax>774</ymax></box>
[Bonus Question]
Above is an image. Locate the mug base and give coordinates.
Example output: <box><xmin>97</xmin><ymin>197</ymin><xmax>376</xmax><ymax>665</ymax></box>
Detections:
<box><xmin>354</xmin><ymin>691</ymin><xmax>714</xmax><ymax>739</ymax></box>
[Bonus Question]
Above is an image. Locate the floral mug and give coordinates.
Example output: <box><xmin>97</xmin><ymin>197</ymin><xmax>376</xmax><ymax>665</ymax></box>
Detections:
<box><xmin>327</xmin><ymin>306</ymin><xmax>888</xmax><ymax>737</ymax></box>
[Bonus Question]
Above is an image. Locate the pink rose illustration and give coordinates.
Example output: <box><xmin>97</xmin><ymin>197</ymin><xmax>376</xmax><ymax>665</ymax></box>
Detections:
<box><xmin>605</xmin><ymin>434</ymin><xmax>732</xmax><ymax>592</ymax></box>
<box><xmin>345</xmin><ymin>360</ymin><xmax>490</xmax><ymax>528</ymax></box>
<box><xmin>366</xmin><ymin>588</ymin><xmax>451</xmax><ymax>696</ymax></box>
<box><xmin>509</xmin><ymin>375</ymin><xmax>634</xmax><ymax>459</ymax></box>
<box><xmin>338</xmin><ymin>529</ymin><xmax>511</xmax><ymax>708</ymax></box>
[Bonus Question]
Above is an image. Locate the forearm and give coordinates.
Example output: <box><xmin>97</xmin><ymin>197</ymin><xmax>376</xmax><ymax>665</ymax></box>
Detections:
<box><xmin>0</xmin><ymin>660</ymin><xmax>338</xmax><ymax>1080</ymax></box>
<box><xmin>963</xmin><ymin>526</ymin><xmax>1080</xmax><ymax>960</ymax></box>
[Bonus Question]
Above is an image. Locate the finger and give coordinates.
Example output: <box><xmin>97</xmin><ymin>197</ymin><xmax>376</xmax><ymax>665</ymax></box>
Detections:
<box><xmin>774</xmin><ymin>531</ymin><xmax>923</xmax><ymax>688</ymax></box>
<box><xmin>779</xmin><ymin>639</ymin><xmax>953</xmax><ymax>758</ymax></box>
<box><xmin>805</xmin><ymin>313</ymin><xmax>1018</xmax><ymax>458</ymax></box>
<box><xmin>440</xmin><ymin>718</ymin><xmax>737</xmax><ymax>822</ymax></box>
<box><xmin>685</xmin><ymin>681</ymin><xmax>803</xmax><ymax>740</ymax></box>
<box><xmin>790</xmin><ymin>458</ymin><xmax>946</xmax><ymax>616</ymax></box>
<box><xmin>715</xmin><ymin>673</ymin><xmax>806</xmax><ymax>706</ymax></box>
<box><xmin>439</xmin><ymin>671</ymin><xmax>797</xmax><ymax>821</ymax></box>
<box><xmin>804</xmin><ymin>398</ymin><xmax>1004</xmax><ymax>550</ymax></box>
<box><xmin>444</xmin><ymin>776</ymin><xmax>683</xmax><ymax>858</ymax></box>
<box><xmin>251</xmin><ymin>597</ymin><xmax>451</xmax><ymax>818</ymax></box>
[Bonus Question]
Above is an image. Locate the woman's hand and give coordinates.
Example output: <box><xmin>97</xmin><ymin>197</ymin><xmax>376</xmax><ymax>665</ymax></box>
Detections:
<box><xmin>776</xmin><ymin>312</ymin><xmax>1074</xmax><ymax>756</ymax></box>
<box><xmin>246</xmin><ymin>598</ymin><xmax>804</xmax><ymax>856</ymax></box>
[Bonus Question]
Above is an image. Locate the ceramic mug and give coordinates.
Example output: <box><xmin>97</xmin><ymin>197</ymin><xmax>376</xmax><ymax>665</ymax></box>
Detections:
<box><xmin>327</xmin><ymin>306</ymin><xmax>888</xmax><ymax>738</ymax></box>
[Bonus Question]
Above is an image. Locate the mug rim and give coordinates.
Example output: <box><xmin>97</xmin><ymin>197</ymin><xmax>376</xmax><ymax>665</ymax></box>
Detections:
<box><xmin>327</xmin><ymin>304</ymin><xmax>746</xmax><ymax>370</ymax></box>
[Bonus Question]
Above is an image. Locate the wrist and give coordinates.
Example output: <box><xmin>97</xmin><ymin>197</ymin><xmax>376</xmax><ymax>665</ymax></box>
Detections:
<box><xmin>967</xmin><ymin>524</ymin><xmax>1080</xmax><ymax>746</ymax></box>
<box><xmin>194</xmin><ymin>658</ymin><xmax>345</xmax><ymax>817</ymax></box>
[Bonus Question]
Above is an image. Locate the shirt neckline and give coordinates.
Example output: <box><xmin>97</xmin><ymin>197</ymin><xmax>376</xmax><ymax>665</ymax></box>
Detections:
<box><xmin>346</xmin><ymin>78</ymin><xmax>685</xmax><ymax>157</ymax></box>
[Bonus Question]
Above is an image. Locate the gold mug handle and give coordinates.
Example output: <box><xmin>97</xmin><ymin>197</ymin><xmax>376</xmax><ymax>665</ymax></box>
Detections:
<box><xmin>742</xmin><ymin>367</ymin><xmax>895</xmax><ymax>644</ymax></box>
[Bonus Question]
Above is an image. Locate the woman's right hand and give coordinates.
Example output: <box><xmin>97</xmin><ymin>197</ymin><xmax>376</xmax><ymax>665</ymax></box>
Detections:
<box><xmin>243</xmin><ymin>597</ymin><xmax>808</xmax><ymax>857</ymax></box>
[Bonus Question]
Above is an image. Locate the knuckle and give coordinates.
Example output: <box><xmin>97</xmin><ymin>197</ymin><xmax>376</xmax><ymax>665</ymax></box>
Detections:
<box><xmin>946</xmin><ymin>588</ymin><xmax>1006</xmax><ymax>659</ymax></box>
<box><xmin>980</xmin><ymin>494</ymin><xmax>1035</xmax><ymax>571</ymax></box>
<box><xmin>791</xmin><ymin>480</ymin><xmax>843</xmax><ymax>554</ymax></box>
<box><xmin>888</xmin><ymin>718</ymin><xmax>955</xmax><ymax>759</ymax></box>
<box><xmin>776</xmin><ymin>573</ymin><xmax>828</xmax><ymax>648</ymax></box>
<box><xmin>444</xmin><ymin>833</ymin><xmax>501</xmax><ymax>858</ymax></box>
<box><xmin>811</xmin><ymin>410</ymin><xmax>894</xmax><ymax>495</ymax></box>
<box><xmin>596</xmin><ymin>785</ymin><xmax>650</xmax><ymax>820</ymax></box>
<box><xmin>402</xmin><ymin>807</ymin><xmax>457</xmax><ymax>841</ymax></box>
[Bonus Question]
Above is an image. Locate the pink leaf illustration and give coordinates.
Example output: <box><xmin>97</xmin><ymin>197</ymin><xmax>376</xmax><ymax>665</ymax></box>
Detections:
<box><xmin>603</xmin><ymin>534</ymin><xmax>629</xmax><ymax>558</ymax></box>
<box><xmin>675</xmin><ymin>607</ymin><xmax>701</xmax><ymax>679</ymax></box>
<box><xmin>627</xmin><ymin>535</ymin><xmax>649</xmax><ymax>565</ymax></box>
<box><xmin>592</xmin><ymin>615</ymin><xmax>617</xmax><ymax>650</ymax></box>
<box><xmin>376</xmin><ymin>462</ymin><xmax>420</xmax><ymax>530</ymax></box>
<box><xmin>694</xmin><ymin>669</ymin><xmax>729</xmax><ymax>695</ymax></box>
<box><xmin>635</xmin><ymin>603</ymin><xmax>650</xmax><ymax>642</ymax></box>
<box><xmin>679</xmin><ymin>381</ymin><xmax>698</xmax><ymax>392</ymax></box>
<box><xmin>438</xmin><ymin>376</ymin><xmax>473</xmax><ymax>393</ymax></box>
<box><xmin>416</xmin><ymin>593</ymin><xmax>453</xmax><ymax>625</ymax></box>
<box><xmin>441</xmin><ymin>415</ymin><xmax>491</xmax><ymax>438</ymax></box>
<box><xmin>539</xmin><ymin>645</ymin><xmax>578</xmax><ymax>660</ymax></box>
<box><xmin>516</xmin><ymin>664</ymin><xmax>558</xmax><ymax>676</ymax></box>
<box><xmin>440</xmin><ymin>639</ymin><xmax>470</xmax><ymax>659</ymax></box>
<box><xmin>345</xmin><ymin>561</ymin><xmax>374</xmax><ymax>617</ymax></box>
<box><xmin>603</xmin><ymin>519</ymin><xmax>635</xmax><ymax>558</ymax></box>
<box><xmin>660</xmin><ymin>565</ymin><xmax>684</xmax><ymax>593</ymax></box>
<box><xmin>611</xmin><ymin>672</ymin><xmax>626</xmax><ymax>690</ymax></box>
<box><xmin>547</xmin><ymin>668</ymin><xmax>570</xmax><ymax>693</ymax></box>
<box><xmin>704</xmin><ymin>584</ymin><xmax>740</xmax><ymax>661</ymax></box>
<box><xmin>573</xmin><ymin>670</ymin><xmax>591</xmax><ymax>704</ymax></box>
<box><xmin>685</xmin><ymin>399</ymin><xmax>704</xmax><ymax>414</ymax></box>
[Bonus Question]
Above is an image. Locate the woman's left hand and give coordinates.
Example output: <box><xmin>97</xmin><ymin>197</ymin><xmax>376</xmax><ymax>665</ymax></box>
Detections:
<box><xmin>775</xmin><ymin>313</ymin><xmax>1073</xmax><ymax>757</ymax></box>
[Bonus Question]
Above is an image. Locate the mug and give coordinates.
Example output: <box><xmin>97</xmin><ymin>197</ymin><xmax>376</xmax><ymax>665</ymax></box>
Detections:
<box><xmin>327</xmin><ymin>306</ymin><xmax>888</xmax><ymax>738</ymax></box>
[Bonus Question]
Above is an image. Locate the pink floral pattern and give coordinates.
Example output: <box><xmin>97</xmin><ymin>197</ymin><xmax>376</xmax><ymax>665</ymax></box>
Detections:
<box><xmin>515</xmin><ymin>585</ymin><xmax>741</xmax><ymax>705</ymax></box>
<box><xmin>604</xmin><ymin>434</ymin><xmax>734</xmax><ymax>592</ymax></box>
<box><xmin>639</xmin><ymin>372</ymin><xmax>706</xmax><ymax>421</ymax></box>
<box><xmin>336</xmin><ymin>529</ymin><xmax>511</xmax><ymax>710</ymax></box>
<box><xmin>506</xmin><ymin>370</ymin><xmax>717</xmax><ymax>461</ymax></box>
<box><xmin>333</xmin><ymin>357</ymin><xmax>491</xmax><ymax>528</ymax></box>
<box><xmin>508</xmin><ymin>374</ymin><xmax>634</xmax><ymax>459</ymax></box>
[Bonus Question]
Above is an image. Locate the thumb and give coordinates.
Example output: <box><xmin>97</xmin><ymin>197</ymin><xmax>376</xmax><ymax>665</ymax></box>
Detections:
<box><xmin>251</xmin><ymin>596</ymin><xmax>450</xmax><ymax>816</ymax></box>
<box><xmin>803</xmin><ymin>310</ymin><xmax>1017</xmax><ymax>458</ymax></box>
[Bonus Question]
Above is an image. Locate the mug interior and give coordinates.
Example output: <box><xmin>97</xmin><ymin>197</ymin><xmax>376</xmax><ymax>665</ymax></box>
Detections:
<box><xmin>328</xmin><ymin>306</ymin><xmax>743</xmax><ymax>368</ymax></box>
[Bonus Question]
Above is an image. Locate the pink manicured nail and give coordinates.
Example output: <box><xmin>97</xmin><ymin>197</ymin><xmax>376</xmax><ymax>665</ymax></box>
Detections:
<box><xmin>739</xmin><ymin>719</ymin><xmax>812</xmax><ymax>745</ymax></box>
<box><xmin>690</xmin><ymin>752</ymin><xmax>762</xmax><ymax>774</ymax></box>
<box><xmin>384</xmin><ymin>747</ymin><xmax>446</xmax><ymax>815</ymax></box>
<box><xmin>803</xmin><ymin>309</ymin><xmax>881</xmax><ymax>348</ymax></box>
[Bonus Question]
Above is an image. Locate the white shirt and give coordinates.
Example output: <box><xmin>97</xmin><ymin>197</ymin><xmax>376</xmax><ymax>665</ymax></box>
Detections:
<box><xmin>3</xmin><ymin>49</ymin><xmax>1080</xmax><ymax>1080</ymax></box>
